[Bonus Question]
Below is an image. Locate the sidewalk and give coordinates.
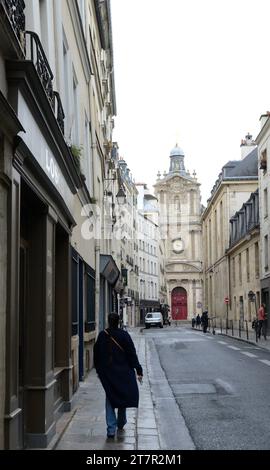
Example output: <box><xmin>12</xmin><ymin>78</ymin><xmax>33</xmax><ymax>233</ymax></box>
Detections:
<box><xmin>194</xmin><ymin>325</ymin><xmax>270</xmax><ymax>351</ymax></box>
<box><xmin>52</xmin><ymin>328</ymin><xmax>161</xmax><ymax>451</ymax></box>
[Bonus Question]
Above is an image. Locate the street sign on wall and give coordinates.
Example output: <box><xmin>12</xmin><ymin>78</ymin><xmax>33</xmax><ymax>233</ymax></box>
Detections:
<box><xmin>224</xmin><ymin>297</ymin><xmax>230</xmax><ymax>304</ymax></box>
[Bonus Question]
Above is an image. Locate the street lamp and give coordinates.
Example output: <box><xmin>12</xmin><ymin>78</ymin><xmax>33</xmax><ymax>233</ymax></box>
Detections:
<box><xmin>116</xmin><ymin>186</ymin><xmax>126</xmax><ymax>205</ymax></box>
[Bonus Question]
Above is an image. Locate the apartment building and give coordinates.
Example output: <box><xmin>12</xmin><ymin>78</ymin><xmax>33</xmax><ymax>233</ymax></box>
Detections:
<box><xmin>202</xmin><ymin>141</ymin><xmax>258</xmax><ymax>320</ymax></box>
<box><xmin>0</xmin><ymin>0</ymin><xmax>117</xmax><ymax>449</ymax></box>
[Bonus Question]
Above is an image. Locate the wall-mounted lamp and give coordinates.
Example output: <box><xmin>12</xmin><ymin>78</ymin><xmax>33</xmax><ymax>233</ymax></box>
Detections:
<box><xmin>116</xmin><ymin>186</ymin><xmax>126</xmax><ymax>205</ymax></box>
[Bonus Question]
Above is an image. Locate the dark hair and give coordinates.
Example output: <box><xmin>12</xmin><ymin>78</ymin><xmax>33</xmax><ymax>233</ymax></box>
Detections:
<box><xmin>108</xmin><ymin>313</ymin><xmax>119</xmax><ymax>329</ymax></box>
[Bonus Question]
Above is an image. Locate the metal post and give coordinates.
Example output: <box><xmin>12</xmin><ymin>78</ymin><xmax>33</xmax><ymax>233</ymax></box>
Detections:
<box><xmin>226</xmin><ymin>303</ymin><xmax>229</xmax><ymax>334</ymax></box>
<box><xmin>246</xmin><ymin>320</ymin><xmax>249</xmax><ymax>340</ymax></box>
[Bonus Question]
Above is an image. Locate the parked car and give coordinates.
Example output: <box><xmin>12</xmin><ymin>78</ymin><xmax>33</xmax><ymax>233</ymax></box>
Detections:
<box><xmin>145</xmin><ymin>312</ymin><xmax>163</xmax><ymax>329</ymax></box>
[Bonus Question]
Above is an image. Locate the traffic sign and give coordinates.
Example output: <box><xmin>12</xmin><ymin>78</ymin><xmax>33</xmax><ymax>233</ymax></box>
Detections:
<box><xmin>197</xmin><ymin>301</ymin><xmax>202</xmax><ymax>308</ymax></box>
<box><xmin>224</xmin><ymin>297</ymin><xmax>230</xmax><ymax>304</ymax></box>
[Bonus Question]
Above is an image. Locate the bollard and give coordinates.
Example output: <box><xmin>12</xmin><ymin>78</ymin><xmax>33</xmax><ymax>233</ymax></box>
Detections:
<box><xmin>245</xmin><ymin>320</ymin><xmax>249</xmax><ymax>340</ymax></box>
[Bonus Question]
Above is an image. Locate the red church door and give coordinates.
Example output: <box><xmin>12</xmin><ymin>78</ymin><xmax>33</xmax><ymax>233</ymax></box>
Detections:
<box><xmin>171</xmin><ymin>287</ymin><xmax>187</xmax><ymax>320</ymax></box>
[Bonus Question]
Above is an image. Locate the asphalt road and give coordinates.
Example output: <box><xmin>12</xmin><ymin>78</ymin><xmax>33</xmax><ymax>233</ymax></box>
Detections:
<box><xmin>144</xmin><ymin>326</ymin><xmax>270</xmax><ymax>450</ymax></box>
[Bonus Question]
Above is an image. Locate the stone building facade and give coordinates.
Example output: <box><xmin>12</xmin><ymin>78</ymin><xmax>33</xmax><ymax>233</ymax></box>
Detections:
<box><xmin>202</xmin><ymin>146</ymin><xmax>258</xmax><ymax>320</ymax></box>
<box><xmin>154</xmin><ymin>145</ymin><xmax>203</xmax><ymax>321</ymax></box>
<box><xmin>256</xmin><ymin>113</ymin><xmax>270</xmax><ymax>334</ymax></box>
<box><xmin>136</xmin><ymin>184</ymin><xmax>160</xmax><ymax>323</ymax></box>
<box><xmin>227</xmin><ymin>190</ymin><xmax>260</xmax><ymax>326</ymax></box>
<box><xmin>0</xmin><ymin>0</ymin><xmax>118</xmax><ymax>449</ymax></box>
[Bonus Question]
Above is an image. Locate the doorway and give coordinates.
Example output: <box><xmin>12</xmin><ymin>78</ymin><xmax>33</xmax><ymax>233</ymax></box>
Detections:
<box><xmin>171</xmin><ymin>287</ymin><xmax>188</xmax><ymax>320</ymax></box>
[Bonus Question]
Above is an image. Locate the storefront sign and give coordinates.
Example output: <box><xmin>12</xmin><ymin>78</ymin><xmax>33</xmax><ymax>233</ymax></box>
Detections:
<box><xmin>18</xmin><ymin>91</ymin><xmax>73</xmax><ymax>213</ymax></box>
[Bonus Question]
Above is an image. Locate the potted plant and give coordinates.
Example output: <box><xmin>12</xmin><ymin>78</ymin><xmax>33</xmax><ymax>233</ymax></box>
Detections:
<box><xmin>70</xmin><ymin>144</ymin><xmax>83</xmax><ymax>172</ymax></box>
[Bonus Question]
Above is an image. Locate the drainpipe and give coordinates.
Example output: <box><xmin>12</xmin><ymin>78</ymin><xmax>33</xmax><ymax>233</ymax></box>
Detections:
<box><xmin>95</xmin><ymin>242</ymin><xmax>100</xmax><ymax>338</ymax></box>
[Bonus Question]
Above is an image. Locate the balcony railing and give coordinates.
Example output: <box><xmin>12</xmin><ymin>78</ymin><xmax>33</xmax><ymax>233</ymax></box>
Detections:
<box><xmin>26</xmin><ymin>30</ymin><xmax>54</xmax><ymax>107</ymax></box>
<box><xmin>25</xmin><ymin>31</ymin><xmax>65</xmax><ymax>135</ymax></box>
<box><xmin>3</xmin><ymin>0</ymin><xmax>25</xmax><ymax>45</ymax></box>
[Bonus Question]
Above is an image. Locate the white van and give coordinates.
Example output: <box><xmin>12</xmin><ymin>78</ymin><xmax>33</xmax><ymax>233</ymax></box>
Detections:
<box><xmin>145</xmin><ymin>312</ymin><xmax>163</xmax><ymax>329</ymax></box>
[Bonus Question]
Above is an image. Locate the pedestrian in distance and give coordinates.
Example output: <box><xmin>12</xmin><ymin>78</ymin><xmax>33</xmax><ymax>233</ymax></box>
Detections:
<box><xmin>93</xmin><ymin>313</ymin><xmax>143</xmax><ymax>439</ymax></box>
<box><xmin>191</xmin><ymin>316</ymin><xmax>196</xmax><ymax>328</ymax></box>
<box><xmin>257</xmin><ymin>303</ymin><xmax>267</xmax><ymax>340</ymax></box>
<box><xmin>196</xmin><ymin>314</ymin><xmax>201</xmax><ymax>329</ymax></box>
<box><xmin>201</xmin><ymin>310</ymin><xmax>209</xmax><ymax>333</ymax></box>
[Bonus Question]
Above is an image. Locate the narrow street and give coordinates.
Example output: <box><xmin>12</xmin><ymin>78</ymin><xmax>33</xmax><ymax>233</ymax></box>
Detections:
<box><xmin>146</xmin><ymin>326</ymin><xmax>270</xmax><ymax>450</ymax></box>
<box><xmin>53</xmin><ymin>326</ymin><xmax>270</xmax><ymax>451</ymax></box>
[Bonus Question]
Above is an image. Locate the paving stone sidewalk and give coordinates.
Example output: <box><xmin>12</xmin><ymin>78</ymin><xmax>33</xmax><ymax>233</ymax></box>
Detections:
<box><xmin>53</xmin><ymin>329</ymin><xmax>161</xmax><ymax>451</ymax></box>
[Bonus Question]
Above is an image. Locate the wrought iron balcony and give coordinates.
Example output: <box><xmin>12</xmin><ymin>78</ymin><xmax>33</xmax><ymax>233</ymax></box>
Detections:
<box><xmin>25</xmin><ymin>30</ymin><xmax>54</xmax><ymax>107</ymax></box>
<box><xmin>3</xmin><ymin>0</ymin><xmax>25</xmax><ymax>45</ymax></box>
<box><xmin>25</xmin><ymin>31</ymin><xmax>65</xmax><ymax>135</ymax></box>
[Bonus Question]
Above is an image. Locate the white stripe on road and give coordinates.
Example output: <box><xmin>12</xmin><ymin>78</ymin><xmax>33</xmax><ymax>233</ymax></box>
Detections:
<box><xmin>218</xmin><ymin>341</ymin><xmax>228</xmax><ymax>345</ymax></box>
<box><xmin>259</xmin><ymin>359</ymin><xmax>270</xmax><ymax>366</ymax></box>
<box><xmin>227</xmin><ymin>346</ymin><xmax>241</xmax><ymax>350</ymax></box>
<box><xmin>241</xmin><ymin>352</ymin><xmax>257</xmax><ymax>358</ymax></box>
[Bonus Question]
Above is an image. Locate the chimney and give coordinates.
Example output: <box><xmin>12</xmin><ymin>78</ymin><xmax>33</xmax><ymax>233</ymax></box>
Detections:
<box><xmin>260</xmin><ymin>111</ymin><xmax>270</xmax><ymax>129</ymax></box>
<box><xmin>240</xmin><ymin>133</ymin><xmax>256</xmax><ymax>160</ymax></box>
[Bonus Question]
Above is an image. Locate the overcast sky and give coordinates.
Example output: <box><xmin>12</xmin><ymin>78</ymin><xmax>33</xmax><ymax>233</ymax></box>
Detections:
<box><xmin>110</xmin><ymin>0</ymin><xmax>269</xmax><ymax>204</ymax></box>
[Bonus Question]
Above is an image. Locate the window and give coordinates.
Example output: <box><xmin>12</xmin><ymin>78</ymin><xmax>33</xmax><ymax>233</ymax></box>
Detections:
<box><xmin>84</xmin><ymin>114</ymin><xmax>93</xmax><ymax>193</ymax></box>
<box><xmin>63</xmin><ymin>35</ymin><xmax>71</xmax><ymax>137</ymax></box>
<box><xmin>209</xmin><ymin>219</ymin><xmax>212</xmax><ymax>265</ymax></box>
<box><xmin>260</xmin><ymin>149</ymin><xmax>267</xmax><ymax>171</ymax></box>
<box><xmin>246</xmin><ymin>248</ymin><xmax>250</xmax><ymax>282</ymax></box>
<box><xmin>239</xmin><ymin>253</ymin><xmax>242</xmax><ymax>285</ymax></box>
<box><xmin>72</xmin><ymin>248</ymin><xmax>79</xmax><ymax>336</ymax></box>
<box><xmin>85</xmin><ymin>264</ymin><xmax>95</xmax><ymax>332</ymax></box>
<box><xmin>264</xmin><ymin>188</ymin><xmax>268</xmax><ymax>218</ymax></box>
<box><xmin>220</xmin><ymin>201</ymin><xmax>223</xmax><ymax>254</ymax></box>
<box><xmin>264</xmin><ymin>235</ymin><xmax>268</xmax><ymax>271</ymax></box>
<box><xmin>78</xmin><ymin>0</ymin><xmax>86</xmax><ymax>35</ymax></box>
<box><xmin>232</xmin><ymin>257</ymin><xmax>236</xmax><ymax>288</ymax></box>
<box><xmin>72</xmin><ymin>71</ymin><xmax>80</xmax><ymax>144</ymax></box>
<box><xmin>255</xmin><ymin>242</ymin><xmax>259</xmax><ymax>278</ymax></box>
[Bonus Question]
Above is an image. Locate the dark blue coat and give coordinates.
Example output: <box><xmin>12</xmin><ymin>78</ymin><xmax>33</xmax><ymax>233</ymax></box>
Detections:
<box><xmin>93</xmin><ymin>328</ymin><xmax>143</xmax><ymax>409</ymax></box>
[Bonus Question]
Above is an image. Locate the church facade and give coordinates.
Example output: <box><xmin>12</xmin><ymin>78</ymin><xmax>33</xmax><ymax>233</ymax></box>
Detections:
<box><xmin>154</xmin><ymin>145</ymin><xmax>203</xmax><ymax>320</ymax></box>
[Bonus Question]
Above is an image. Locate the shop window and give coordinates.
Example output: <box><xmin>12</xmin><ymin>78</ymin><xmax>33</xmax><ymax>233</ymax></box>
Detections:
<box><xmin>85</xmin><ymin>264</ymin><xmax>96</xmax><ymax>332</ymax></box>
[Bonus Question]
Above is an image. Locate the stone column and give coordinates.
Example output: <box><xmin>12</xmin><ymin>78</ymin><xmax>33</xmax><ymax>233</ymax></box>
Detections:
<box><xmin>0</xmin><ymin>178</ymin><xmax>7</xmax><ymax>449</ymax></box>
<box><xmin>4</xmin><ymin>168</ymin><xmax>21</xmax><ymax>450</ymax></box>
<box><xmin>24</xmin><ymin>209</ymin><xmax>56</xmax><ymax>448</ymax></box>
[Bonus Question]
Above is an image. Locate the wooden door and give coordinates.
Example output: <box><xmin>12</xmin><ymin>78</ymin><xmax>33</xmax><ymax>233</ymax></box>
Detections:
<box><xmin>172</xmin><ymin>287</ymin><xmax>187</xmax><ymax>320</ymax></box>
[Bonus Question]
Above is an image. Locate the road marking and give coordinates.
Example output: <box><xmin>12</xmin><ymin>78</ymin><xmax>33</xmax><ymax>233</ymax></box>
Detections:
<box><xmin>218</xmin><ymin>341</ymin><xmax>228</xmax><ymax>345</ymax></box>
<box><xmin>227</xmin><ymin>346</ymin><xmax>241</xmax><ymax>350</ymax></box>
<box><xmin>259</xmin><ymin>359</ymin><xmax>270</xmax><ymax>366</ymax></box>
<box><xmin>241</xmin><ymin>352</ymin><xmax>257</xmax><ymax>358</ymax></box>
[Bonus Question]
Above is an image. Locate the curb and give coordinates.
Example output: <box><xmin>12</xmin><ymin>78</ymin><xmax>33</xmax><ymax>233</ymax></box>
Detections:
<box><xmin>50</xmin><ymin>407</ymin><xmax>78</xmax><ymax>450</ymax></box>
